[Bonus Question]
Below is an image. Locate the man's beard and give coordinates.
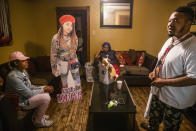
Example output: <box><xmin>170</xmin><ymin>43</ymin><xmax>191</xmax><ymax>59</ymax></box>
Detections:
<box><xmin>168</xmin><ymin>25</ymin><xmax>186</xmax><ymax>38</ymax></box>
<box><xmin>168</xmin><ymin>33</ymin><xmax>174</xmax><ymax>37</ymax></box>
<box><xmin>168</xmin><ymin>27</ymin><xmax>174</xmax><ymax>37</ymax></box>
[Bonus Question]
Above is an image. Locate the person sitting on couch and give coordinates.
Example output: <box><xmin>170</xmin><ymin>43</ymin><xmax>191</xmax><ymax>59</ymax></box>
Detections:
<box><xmin>95</xmin><ymin>42</ymin><xmax>120</xmax><ymax>76</ymax></box>
<box><xmin>5</xmin><ymin>51</ymin><xmax>54</xmax><ymax>128</ymax></box>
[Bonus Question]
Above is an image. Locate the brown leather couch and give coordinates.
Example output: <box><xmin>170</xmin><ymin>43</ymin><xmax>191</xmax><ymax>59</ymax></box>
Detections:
<box><xmin>93</xmin><ymin>49</ymin><xmax>157</xmax><ymax>86</ymax></box>
<box><xmin>116</xmin><ymin>50</ymin><xmax>157</xmax><ymax>86</ymax></box>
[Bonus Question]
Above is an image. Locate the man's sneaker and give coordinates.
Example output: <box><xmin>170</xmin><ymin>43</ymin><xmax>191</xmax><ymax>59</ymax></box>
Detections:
<box><xmin>43</xmin><ymin>115</ymin><xmax>49</xmax><ymax>120</ymax></box>
<box><xmin>34</xmin><ymin>119</ymin><xmax>54</xmax><ymax>128</ymax></box>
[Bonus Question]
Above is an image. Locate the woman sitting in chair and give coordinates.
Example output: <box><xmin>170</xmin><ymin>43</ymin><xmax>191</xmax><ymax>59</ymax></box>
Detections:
<box><xmin>95</xmin><ymin>42</ymin><xmax>120</xmax><ymax>78</ymax></box>
<box><xmin>6</xmin><ymin>51</ymin><xmax>54</xmax><ymax>128</ymax></box>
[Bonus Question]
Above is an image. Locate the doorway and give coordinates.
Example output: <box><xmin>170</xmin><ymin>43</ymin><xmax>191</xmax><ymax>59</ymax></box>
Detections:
<box><xmin>56</xmin><ymin>6</ymin><xmax>90</xmax><ymax>66</ymax></box>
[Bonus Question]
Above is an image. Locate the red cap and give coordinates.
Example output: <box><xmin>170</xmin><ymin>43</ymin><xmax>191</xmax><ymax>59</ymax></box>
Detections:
<box><xmin>59</xmin><ymin>15</ymin><xmax>75</xmax><ymax>25</ymax></box>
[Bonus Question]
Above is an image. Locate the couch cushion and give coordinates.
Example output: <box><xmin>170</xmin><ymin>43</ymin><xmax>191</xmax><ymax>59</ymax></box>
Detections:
<box><xmin>119</xmin><ymin>66</ymin><xmax>127</xmax><ymax>76</ymax></box>
<box><xmin>125</xmin><ymin>65</ymin><xmax>149</xmax><ymax>75</ymax></box>
<box><xmin>30</xmin><ymin>72</ymin><xmax>54</xmax><ymax>85</ymax></box>
<box><xmin>121</xmin><ymin>52</ymin><xmax>133</xmax><ymax>66</ymax></box>
<box><xmin>129</xmin><ymin>49</ymin><xmax>137</xmax><ymax>64</ymax></box>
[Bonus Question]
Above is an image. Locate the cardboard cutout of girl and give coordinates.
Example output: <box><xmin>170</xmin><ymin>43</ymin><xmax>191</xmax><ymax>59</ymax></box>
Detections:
<box><xmin>50</xmin><ymin>15</ymin><xmax>82</xmax><ymax>103</ymax></box>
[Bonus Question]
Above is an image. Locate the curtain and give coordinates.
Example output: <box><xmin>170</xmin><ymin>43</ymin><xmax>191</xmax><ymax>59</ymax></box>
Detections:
<box><xmin>0</xmin><ymin>0</ymin><xmax>11</xmax><ymax>46</ymax></box>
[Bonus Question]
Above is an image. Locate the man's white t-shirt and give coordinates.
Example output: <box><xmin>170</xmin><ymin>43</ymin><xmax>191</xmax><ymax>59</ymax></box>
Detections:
<box><xmin>151</xmin><ymin>35</ymin><xmax>196</xmax><ymax>109</ymax></box>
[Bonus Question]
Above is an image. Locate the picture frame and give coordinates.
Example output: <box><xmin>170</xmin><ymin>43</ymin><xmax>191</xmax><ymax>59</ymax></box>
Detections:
<box><xmin>100</xmin><ymin>0</ymin><xmax>133</xmax><ymax>28</ymax></box>
<box><xmin>187</xmin><ymin>1</ymin><xmax>196</xmax><ymax>25</ymax></box>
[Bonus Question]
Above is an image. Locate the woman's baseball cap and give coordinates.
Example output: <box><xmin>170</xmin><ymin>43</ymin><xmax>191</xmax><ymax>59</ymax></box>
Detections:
<box><xmin>9</xmin><ymin>51</ymin><xmax>29</xmax><ymax>61</ymax></box>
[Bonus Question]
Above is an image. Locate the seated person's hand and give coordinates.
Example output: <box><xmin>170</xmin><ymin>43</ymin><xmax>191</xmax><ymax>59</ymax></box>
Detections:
<box><xmin>148</xmin><ymin>71</ymin><xmax>155</xmax><ymax>81</ymax></box>
<box><xmin>98</xmin><ymin>49</ymin><xmax>102</xmax><ymax>53</ymax></box>
<box><xmin>43</xmin><ymin>86</ymin><xmax>54</xmax><ymax>93</ymax></box>
<box><xmin>95</xmin><ymin>49</ymin><xmax>102</xmax><ymax>58</ymax></box>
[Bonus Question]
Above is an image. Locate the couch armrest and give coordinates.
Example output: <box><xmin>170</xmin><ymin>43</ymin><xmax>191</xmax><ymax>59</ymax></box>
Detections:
<box><xmin>143</xmin><ymin>53</ymin><xmax>157</xmax><ymax>72</ymax></box>
<box><xmin>0</xmin><ymin>92</ymin><xmax>21</xmax><ymax>111</ymax></box>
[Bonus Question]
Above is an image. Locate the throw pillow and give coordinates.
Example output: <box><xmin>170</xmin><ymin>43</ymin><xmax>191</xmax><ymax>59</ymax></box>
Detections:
<box><xmin>137</xmin><ymin>52</ymin><xmax>145</xmax><ymax>67</ymax></box>
<box><xmin>121</xmin><ymin>52</ymin><xmax>133</xmax><ymax>66</ymax></box>
<box><xmin>116</xmin><ymin>52</ymin><xmax>126</xmax><ymax>65</ymax></box>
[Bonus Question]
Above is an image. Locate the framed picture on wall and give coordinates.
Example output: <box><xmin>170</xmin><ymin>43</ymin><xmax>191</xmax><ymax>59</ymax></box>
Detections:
<box><xmin>188</xmin><ymin>1</ymin><xmax>196</xmax><ymax>25</ymax></box>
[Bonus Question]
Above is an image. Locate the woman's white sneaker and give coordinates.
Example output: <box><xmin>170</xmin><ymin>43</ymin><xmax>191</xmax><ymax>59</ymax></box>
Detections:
<box><xmin>34</xmin><ymin>119</ymin><xmax>54</xmax><ymax>128</ymax></box>
<box><xmin>43</xmin><ymin>115</ymin><xmax>50</xmax><ymax>120</ymax></box>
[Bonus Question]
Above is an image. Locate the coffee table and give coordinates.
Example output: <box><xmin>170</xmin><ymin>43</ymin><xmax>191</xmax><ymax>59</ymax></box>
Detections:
<box><xmin>87</xmin><ymin>80</ymin><xmax>136</xmax><ymax>131</ymax></box>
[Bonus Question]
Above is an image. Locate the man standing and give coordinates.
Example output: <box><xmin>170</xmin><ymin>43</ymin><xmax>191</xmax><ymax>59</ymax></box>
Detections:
<box><xmin>141</xmin><ymin>6</ymin><xmax>196</xmax><ymax>131</ymax></box>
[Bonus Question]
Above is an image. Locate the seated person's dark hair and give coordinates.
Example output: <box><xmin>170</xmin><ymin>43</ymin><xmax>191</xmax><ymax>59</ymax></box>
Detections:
<box><xmin>175</xmin><ymin>6</ymin><xmax>194</xmax><ymax>22</ymax></box>
<box><xmin>9</xmin><ymin>60</ymin><xmax>19</xmax><ymax>68</ymax></box>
